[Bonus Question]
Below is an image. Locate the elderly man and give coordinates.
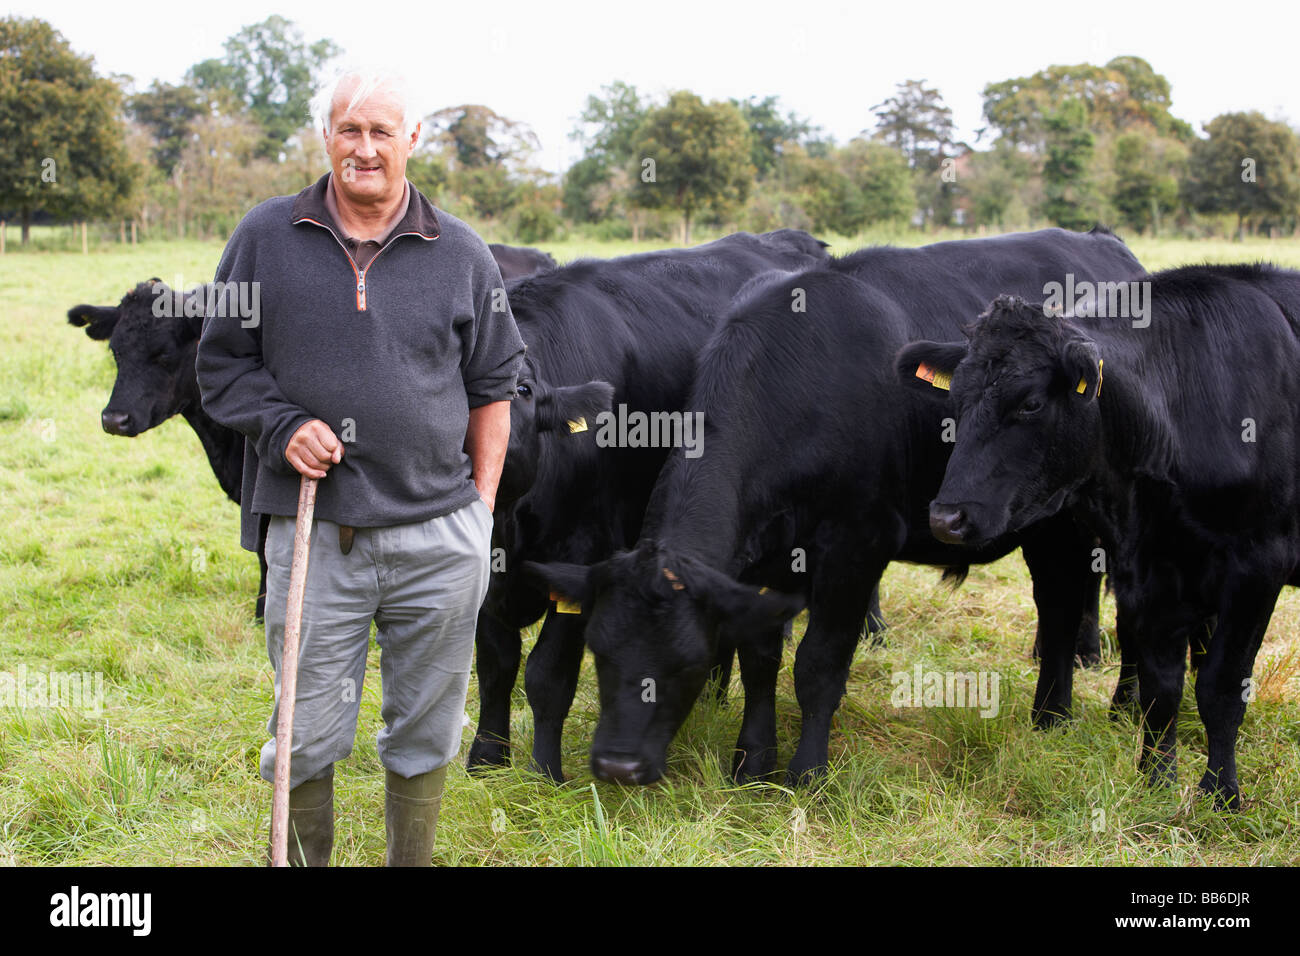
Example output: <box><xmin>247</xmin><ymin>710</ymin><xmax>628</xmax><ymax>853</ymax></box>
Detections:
<box><xmin>197</xmin><ymin>67</ymin><xmax>524</xmax><ymax>866</ymax></box>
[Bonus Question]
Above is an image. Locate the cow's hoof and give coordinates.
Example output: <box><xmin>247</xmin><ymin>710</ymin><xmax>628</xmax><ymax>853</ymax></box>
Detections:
<box><xmin>1139</xmin><ymin>751</ymin><xmax>1177</xmax><ymax>789</ymax></box>
<box><xmin>1031</xmin><ymin>707</ymin><xmax>1070</xmax><ymax>730</ymax></box>
<box><xmin>783</xmin><ymin>761</ymin><xmax>827</xmax><ymax>789</ymax></box>
<box><xmin>732</xmin><ymin>747</ymin><xmax>777</xmax><ymax>783</ymax></box>
<box><xmin>1108</xmin><ymin>698</ymin><xmax>1140</xmax><ymax>723</ymax></box>
<box><xmin>1075</xmin><ymin>651</ymin><xmax>1101</xmax><ymax>669</ymax></box>
<box><xmin>467</xmin><ymin>736</ymin><xmax>511</xmax><ymax>772</ymax></box>
<box><xmin>864</xmin><ymin>616</ymin><xmax>888</xmax><ymax>648</ymax></box>
<box><xmin>254</xmin><ymin>593</ymin><xmax>267</xmax><ymax>621</ymax></box>
<box><xmin>530</xmin><ymin>757</ymin><xmax>567</xmax><ymax>784</ymax></box>
<box><xmin>1198</xmin><ymin>771</ymin><xmax>1241</xmax><ymax>811</ymax></box>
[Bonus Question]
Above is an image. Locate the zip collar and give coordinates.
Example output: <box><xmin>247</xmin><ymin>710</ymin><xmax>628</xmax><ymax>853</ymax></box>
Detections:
<box><xmin>289</xmin><ymin>173</ymin><xmax>441</xmax><ymax>311</ymax></box>
<box><xmin>290</xmin><ymin>172</ymin><xmax>440</xmax><ymax>242</ymax></box>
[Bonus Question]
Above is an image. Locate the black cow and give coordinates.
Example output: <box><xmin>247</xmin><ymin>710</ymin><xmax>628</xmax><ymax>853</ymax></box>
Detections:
<box><xmin>68</xmin><ymin>280</ymin><xmax>271</xmax><ymax>618</ymax></box>
<box><xmin>470</xmin><ymin>230</ymin><xmax>846</xmax><ymax>781</ymax></box>
<box><xmin>897</xmin><ymin>264</ymin><xmax>1300</xmax><ymax>809</ymax></box>
<box><xmin>529</xmin><ymin>228</ymin><xmax>1145</xmax><ymax>786</ymax></box>
<box><xmin>489</xmin><ymin>243</ymin><xmax>557</xmax><ymax>280</ymax></box>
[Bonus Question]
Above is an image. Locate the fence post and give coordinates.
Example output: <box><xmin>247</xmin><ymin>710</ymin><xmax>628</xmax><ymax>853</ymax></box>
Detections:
<box><xmin>81</xmin><ymin>220</ymin><xmax>88</xmax><ymax>254</ymax></box>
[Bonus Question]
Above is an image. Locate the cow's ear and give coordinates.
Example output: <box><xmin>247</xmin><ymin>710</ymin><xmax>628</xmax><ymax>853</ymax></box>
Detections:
<box><xmin>179</xmin><ymin>311</ymin><xmax>205</xmax><ymax>342</ymax></box>
<box><xmin>896</xmin><ymin>340</ymin><xmax>967</xmax><ymax>393</ymax></box>
<box><xmin>677</xmin><ymin>560</ymin><xmax>805</xmax><ymax>636</ymax></box>
<box><xmin>536</xmin><ymin>381</ymin><xmax>615</xmax><ymax>435</ymax></box>
<box><xmin>1061</xmin><ymin>336</ymin><xmax>1102</xmax><ymax>402</ymax></box>
<box><xmin>67</xmin><ymin>305</ymin><xmax>120</xmax><ymax>340</ymax></box>
<box><xmin>522</xmin><ymin>560</ymin><xmax>599</xmax><ymax>605</ymax></box>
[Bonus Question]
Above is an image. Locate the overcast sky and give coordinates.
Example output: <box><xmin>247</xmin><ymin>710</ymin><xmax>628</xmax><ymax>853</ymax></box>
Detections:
<box><xmin>14</xmin><ymin>0</ymin><xmax>1298</xmax><ymax>174</ymax></box>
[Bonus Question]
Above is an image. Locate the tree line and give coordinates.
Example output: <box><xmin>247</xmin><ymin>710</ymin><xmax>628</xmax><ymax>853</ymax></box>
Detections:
<box><xmin>3</xmin><ymin>14</ymin><xmax>1299</xmax><ymax>249</ymax></box>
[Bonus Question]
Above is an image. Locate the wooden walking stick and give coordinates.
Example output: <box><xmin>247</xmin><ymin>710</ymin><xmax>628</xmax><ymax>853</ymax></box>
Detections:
<box><xmin>271</xmin><ymin>474</ymin><xmax>319</xmax><ymax>867</ymax></box>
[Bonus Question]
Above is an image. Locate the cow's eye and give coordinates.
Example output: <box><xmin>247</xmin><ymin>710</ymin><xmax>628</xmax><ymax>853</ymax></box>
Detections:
<box><xmin>516</xmin><ymin>383</ymin><xmax>532</xmax><ymax>399</ymax></box>
<box><xmin>1018</xmin><ymin>398</ymin><xmax>1044</xmax><ymax>418</ymax></box>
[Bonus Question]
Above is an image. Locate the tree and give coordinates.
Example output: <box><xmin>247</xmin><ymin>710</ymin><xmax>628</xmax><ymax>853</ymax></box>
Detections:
<box><xmin>981</xmin><ymin>59</ymin><xmax>1191</xmax><ymax>153</ymax></box>
<box><xmin>572</xmin><ymin>80</ymin><xmax>646</xmax><ymax>167</ymax></box>
<box><xmin>732</xmin><ymin>95</ymin><xmax>814</xmax><ymax>178</ymax></box>
<box><xmin>840</xmin><ymin>139</ymin><xmax>914</xmax><ymax>226</ymax></box>
<box><xmin>187</xmin><ymin>15</ymin><xmax>339</xmax><ymax>158</ymax></box>
<box><xmin>176</xmin><ymin>112</ymin><xmax>275</xmax><ymax>238</ymax></box>
<box><xmin>1042</xmin><ymin>98</ymin><xmax>1100</xmax><ymax>231</ymax></box>
<box><xmin>128</xmin><ymin>81</ymin><xmax>203</xmax><ymax>177</ymax></box>
<box><xmin>1111</xmin><ymin>130</ymin><xmax>1182</xmax><ymax>234</ymax></box>
<box><xmin>630</xmin><ymin>91</ymin><xmax>755</xmax><ymax>243</ymax></box>
<box><xmin>423</xmin><ymin>104</ymin><xmax>540</xmax><ymax>171</ymax></box>
<box><xmin>1184</xmin><ymin>112</ymin><xmax>1300</xmax><ymax>236</ymax></box>
<box><xmin>870</xmin><ymin>80</ymin><xmax>959</xmax><ymax>227</ymax></box>
<box><xmin>870</xmin><ymin>80</ymin><xmax>955</xmax><ymax>169</ymax></box>
<box><xmin>564</xmin><ymin>81</ymin><xmax>648</xmax><ymax>223</ymax></box>
<box><xmin>1104</xmin><ymin>56</ymin><xmax>1193</xmax><ymax>141</ymax></box>
<box><xmin>0</xmin><ymin>17</ymin><xmax>137</xmax><ymax>243</ymax></box>
<box><xmin>964</xmin><ymin>141</ymin><xmax>1039</xmax><ymax>229</ymax></box>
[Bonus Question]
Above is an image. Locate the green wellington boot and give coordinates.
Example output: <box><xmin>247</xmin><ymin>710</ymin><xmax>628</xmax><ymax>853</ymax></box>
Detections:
<box><xmin>266</xmin><ymin>765</ymin><xmax>335</xmax><ymax>867</ymax></box>
<box><xmin>384</xmin><ymin>765</ymin><xmax>448</xmax><ymax>867</ymax></box>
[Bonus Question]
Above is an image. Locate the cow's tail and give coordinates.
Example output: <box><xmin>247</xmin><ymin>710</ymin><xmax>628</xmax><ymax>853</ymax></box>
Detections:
<box><xmin>940</xmin><ymin>565</ymin><xmax>969</xmax><ymax>590</ymax></box>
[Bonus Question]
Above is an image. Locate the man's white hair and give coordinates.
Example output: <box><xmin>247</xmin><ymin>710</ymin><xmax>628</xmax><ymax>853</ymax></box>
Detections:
<box><xmin>309</xmin><ymin>65</ymin><xmax>420</xmax><ymax>139</ymax></box>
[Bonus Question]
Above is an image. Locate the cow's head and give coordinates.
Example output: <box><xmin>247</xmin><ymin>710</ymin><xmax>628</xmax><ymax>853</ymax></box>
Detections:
<box><xmin>526</xmin><ymin>546</ymin><xmax>803</xmax><ymax>784</ymax></box>
<box><xmin>896</xmin><ymin>295</ymin><xmax>1104</xmax><ymax>546</ymax></box>
<box><xmin>499</xmin><ymin>355</ymin><xmax>614</xmax><ymax>508</ymax></box>
<box><xmin>68</xmin><ymin>279</ymin><xmax>206</xmax><ymax>437</ymax></box>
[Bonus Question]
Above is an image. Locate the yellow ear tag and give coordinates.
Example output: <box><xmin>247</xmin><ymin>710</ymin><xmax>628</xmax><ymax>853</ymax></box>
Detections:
<box><xmin>550</xmin><ymin>591</ymin><xmax>581</xmax><ymax>614</ymax></box>
<box><xmin>1076</xmin><ymin>359</ymin><xmax>1104</xmax><ymax>397</ymax></box>
<box><xmin>758</xmin><ymin>587</ymin><xmax>770</xmax><ymax>595</ymax></box>
<box><xmin>915</xmin><ymin>362</ymin><xmax>951</xmax><ymax>391</ymax></box>
<box><xmin>567</xmin><ymin>417</ymin><xmax>588</xmax><ymax>434</ymax></box>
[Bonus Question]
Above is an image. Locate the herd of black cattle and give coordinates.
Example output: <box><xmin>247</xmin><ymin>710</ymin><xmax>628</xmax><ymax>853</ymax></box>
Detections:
<box><xmin>66</xmin><ymin>227</ymin><xmax>1300</xmax><ymax>811</ymax></box>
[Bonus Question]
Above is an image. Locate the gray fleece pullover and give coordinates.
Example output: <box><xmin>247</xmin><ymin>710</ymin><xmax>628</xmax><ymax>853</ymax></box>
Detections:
<box><xmin>197</xmin><ymin>173</ymin><xmax>525</xmax><ymax>551</ymax></box>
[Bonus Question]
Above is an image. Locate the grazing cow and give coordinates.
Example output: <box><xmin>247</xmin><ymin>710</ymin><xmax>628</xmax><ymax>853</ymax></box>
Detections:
<box><xmin>528</xmin><ymin>228</ymin><xmax>1145</xmax><ymax>786</ymax></box>
<box><xmin>489</xmin><ymin>243</ymin><xmax>557</xmax><ymax>280</ymax></box>
<box><xmin>470</xmin><ymin>230</ymin><xmax>848</xmax><ymax>781</ymax></box>
<box><xmin>896</xmin><ymin>264</ymin><xmax>1300</xmax><ymax>808</ymax></box>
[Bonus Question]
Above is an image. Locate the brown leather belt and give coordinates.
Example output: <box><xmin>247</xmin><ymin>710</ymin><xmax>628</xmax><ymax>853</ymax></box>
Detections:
<box><xmin>338</xmin><ymin>525</ymin><xmax>355</xmax><ymax>555</ymax></box>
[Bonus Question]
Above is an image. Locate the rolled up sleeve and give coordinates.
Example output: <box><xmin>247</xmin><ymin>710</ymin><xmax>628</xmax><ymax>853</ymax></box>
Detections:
<box><xmin>461</xmin><ymin>253</ymin><xmax>525</xmax><ymax>408</ymax></box>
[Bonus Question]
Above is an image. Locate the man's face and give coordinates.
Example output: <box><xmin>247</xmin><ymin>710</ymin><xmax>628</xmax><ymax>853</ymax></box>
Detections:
<box><xmin>323</xmin><ymin>80</ymin><xmax>419</xmax><ymax>207</ymax></box>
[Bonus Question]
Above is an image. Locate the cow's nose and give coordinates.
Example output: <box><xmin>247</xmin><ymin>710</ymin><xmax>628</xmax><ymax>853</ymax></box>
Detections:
<box><xmin>592</xmin><ymin>754</ymin><xmax>654</xmax><ymax>785</ymax></box>
<box><xmin>102</xmin><ymin>410</ymin><xmax>132</xmax><ymax>435</ymax></box>
<box><xmin>929</xmin><ymin>504</ymin><xmax>969</xmax><ymax>544</ymax></box>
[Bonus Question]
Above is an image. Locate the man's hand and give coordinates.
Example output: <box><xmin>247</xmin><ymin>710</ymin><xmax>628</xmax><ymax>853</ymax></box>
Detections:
<box><xmin>285</xmin><ymin>420</ymin><xmax>343</xmax><ymax>478</ymax></box>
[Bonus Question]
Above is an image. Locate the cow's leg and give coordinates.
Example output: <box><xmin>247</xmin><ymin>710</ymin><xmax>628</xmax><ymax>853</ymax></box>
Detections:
<box><xmin>1021</xmin><ymin>518</ymin><xmax>1094</xmax><ymax>726</ymax></box>
<box><xmin>731</xmin><ymin>624</ymin><xmax>783</xmax><ymax>782</ymax></box>
<box><xmin>786</xmin><ymin>554</ymin><xmax>885</xmax><ymax>786</ymax></box>
<box><xmin>709</xmin><ymin>638</ymin><xmax>736</xmax><ymax>704</ymax></box>
<box><xmin>1030</xmin><ymin>536</ymin><xmax>1101</xmax><ymax>669</ymax></box>
<box><xmin>1194</xmin><ymin>574</ymin><xmax>1279</xmax><ymax>810</ymax></box>
<box><xmin>467</xmin><ymin>608</ymin><xmax>522</xmax><ymax>770</ymax></box>
<box><xmin>864</xmin><ymin>582</ymin><xmax>887</xmax><ymax>647</ymax></box>
<box><xmin>1075</xmin><ymin>565</ymin><xmax>1102</xmax><ymax>667</ymax></box>
<box><xmin>1133</xmin><ymin>608</ymin><xmax>1189</xmax><ymax>790</ymax></box>
<box><xmin>1109</xmin><ymin>602</ymin><xmax>1141</xmax><ymax>721</ymax></box>
<box><xmin>525</xmin><ymin>610</ymin><xmax>587</xmax><ymax>782</ymax></box>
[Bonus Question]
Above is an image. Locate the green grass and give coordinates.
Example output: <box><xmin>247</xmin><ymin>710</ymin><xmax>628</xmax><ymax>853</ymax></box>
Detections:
<box><xmin>1</xmin><ymin>232</ymin><xmax>1298</xmax><ymax>866</ymax></box>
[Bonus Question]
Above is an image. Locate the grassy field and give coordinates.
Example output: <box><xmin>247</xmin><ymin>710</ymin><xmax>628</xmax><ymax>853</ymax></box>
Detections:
<box><xmin>1</xmin><ymin>230</ymin><xmax>1298</xmax><ymax>866</ymax></box>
